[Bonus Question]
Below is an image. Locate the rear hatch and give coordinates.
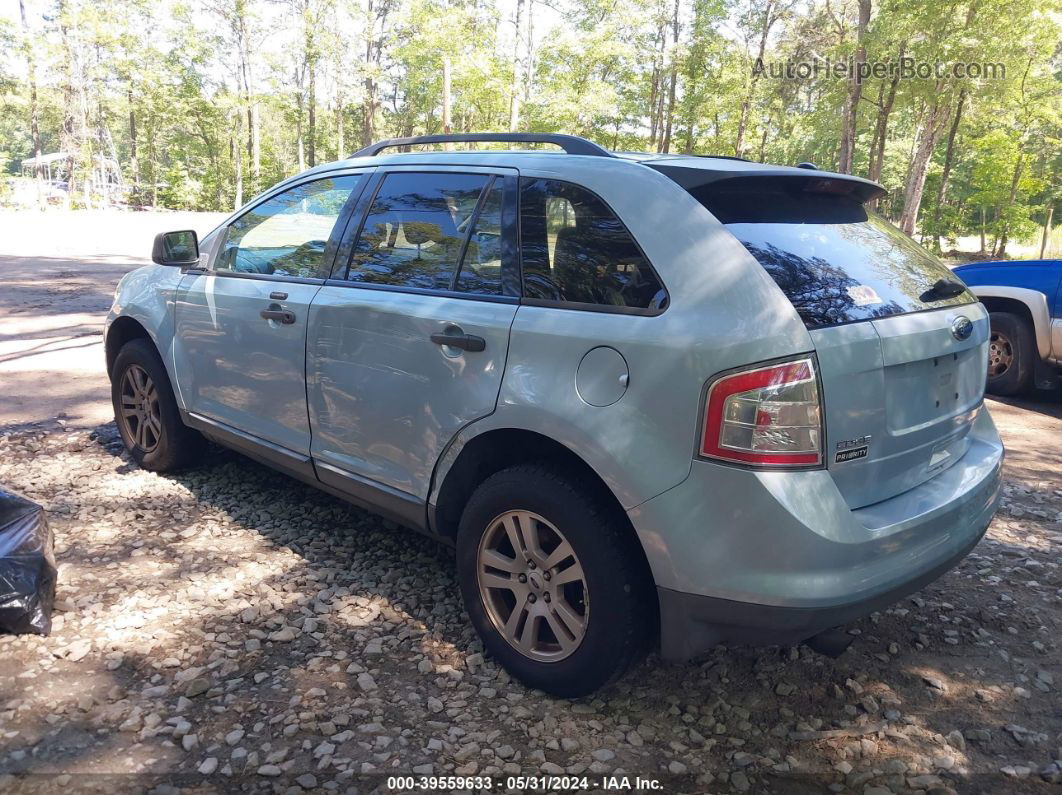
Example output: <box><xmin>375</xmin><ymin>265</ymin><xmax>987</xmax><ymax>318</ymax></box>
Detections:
<box><xmin>655</xmin><ymin>164</ymin><xmax>986</xmax><ymax>509</ymax></box>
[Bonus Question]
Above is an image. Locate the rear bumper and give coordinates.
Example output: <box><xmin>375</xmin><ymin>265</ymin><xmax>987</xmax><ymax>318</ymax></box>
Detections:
<box><xmin>656</xmin><ymin>514</ymin><xmax>989</xmax><ymax>660</ymax></box>
<box><xmin>629</xmin><ymin>406</ymin><xmax>1003</xmax><ymax>661</ymax></box>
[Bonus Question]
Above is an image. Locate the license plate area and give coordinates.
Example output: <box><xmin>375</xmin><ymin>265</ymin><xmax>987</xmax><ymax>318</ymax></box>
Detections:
<box><xmin>884</xmin><ymin>347</ymin><xmax>983</xmax><ymax>434</ymax></box>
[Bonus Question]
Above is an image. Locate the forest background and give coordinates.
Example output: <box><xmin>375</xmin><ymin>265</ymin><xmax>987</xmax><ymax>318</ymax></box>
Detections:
<box><xmin>1</xmin><ymin>0</ymin><xmax>1059</xmax><ymax>256</ymax></box>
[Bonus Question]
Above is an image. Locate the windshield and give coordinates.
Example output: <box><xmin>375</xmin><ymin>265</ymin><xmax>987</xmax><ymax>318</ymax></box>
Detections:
<box><xmin>689</xmin><ymin>185</ymin><xmax>975</xmax><ymax>329</ymax></box>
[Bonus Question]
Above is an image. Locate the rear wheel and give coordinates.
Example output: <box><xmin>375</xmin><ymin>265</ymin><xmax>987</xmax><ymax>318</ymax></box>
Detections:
<box><xmin>111</xmin><ymin>338</ymin><xmax>204</xmax><ymax>471</ymax></box>
<box><xmin>986</xmin><ymin>312</ymin><xmax>1034</xmax><ymax>396</ymax></box>
<box><xmin>456</xmin><ymin>464</ymin><xmax>653</xmax><ymax>697</ymax></box>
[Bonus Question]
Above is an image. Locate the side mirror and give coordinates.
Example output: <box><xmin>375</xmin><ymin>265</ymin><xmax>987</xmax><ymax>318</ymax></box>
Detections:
<box><xmin>152</xmin><ymin>230</ymin><xmax>200</xmax><ymax>267</ymax></box>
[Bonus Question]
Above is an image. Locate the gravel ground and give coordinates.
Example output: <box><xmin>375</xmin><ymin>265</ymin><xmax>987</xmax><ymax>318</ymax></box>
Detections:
<box><xmin>0</xmin><ymin>211</ymin><xmax>1060</xmax><ymax>794</ymax></box>
<box><xmin>0</xmin><ymin>400</ymin><xmax>1059</xmax><ymax>794</ymax></box>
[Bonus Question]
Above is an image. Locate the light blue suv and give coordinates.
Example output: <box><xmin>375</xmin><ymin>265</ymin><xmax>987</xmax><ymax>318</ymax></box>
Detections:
<box><xmin>106</xmin><ymin>133</ymin><xmax>1003</xmax><ymax>697</ymax></box>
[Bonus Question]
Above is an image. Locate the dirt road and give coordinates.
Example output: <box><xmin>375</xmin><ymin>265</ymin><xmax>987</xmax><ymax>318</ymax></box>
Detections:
<box><xmin>0</xmin><ymin>211</ymin><xmax>1059</xmax><ymax>793</ymax></box>
<box><xmin>0</xmin><ymin>210</ymin><xmax>225</xmax><ymax>429</ymax></box>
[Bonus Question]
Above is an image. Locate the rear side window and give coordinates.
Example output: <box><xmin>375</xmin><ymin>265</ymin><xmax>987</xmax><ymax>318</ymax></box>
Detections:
<box><xmin>519</xmin><ymin>178</ymin><xmax>667</xmax><ymax>311</ymax></box>
<box><xmin>688</xmin><ymin>183</ymin><xmax>974</xmax><ymax>329</ymax></box>
<box><xmin>347</xmin><ymin>172</ymin><xmax>488</xmax><ymax>289</ymax></box>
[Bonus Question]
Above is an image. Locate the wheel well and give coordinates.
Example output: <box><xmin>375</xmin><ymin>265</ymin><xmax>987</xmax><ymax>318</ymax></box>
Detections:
<box><xmin>978</xmin><ymin>296</ymin><xmax>1034</xmax><ymax>329</ymax></box>
<box><xmin>105</xmin><ymin>317</ymin><xmax>152</xmax><ymax>376</ymax></box>
<box><xmin>433</xmin><ymin>429</ymin><xmax>635</xmax><ymax>542</ymax></box>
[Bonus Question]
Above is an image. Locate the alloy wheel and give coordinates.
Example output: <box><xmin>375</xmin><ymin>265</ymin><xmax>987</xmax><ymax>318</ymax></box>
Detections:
<box><xmin>476</xmin><ymin>510</ymin><xmax>589</xmax><ymax>662</ymax></box>
<box><xmin>118</xmin><ymin>364</ymin><xmax>162</xmax><ymax>453</ymax></box>
<box><xmin>988</xmin><ymin>331</ymin><xmax>1014</xmax><ymax>378</ymax></box>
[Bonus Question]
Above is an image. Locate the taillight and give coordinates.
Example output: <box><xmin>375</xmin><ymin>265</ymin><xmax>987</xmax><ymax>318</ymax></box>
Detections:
<box><xmin>700</xmin><ymin>357</ymin><xmax>823</xmax><ymax>468</ymax></box>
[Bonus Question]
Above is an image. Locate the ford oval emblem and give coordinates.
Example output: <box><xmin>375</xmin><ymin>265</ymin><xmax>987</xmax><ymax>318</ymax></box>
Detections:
<box><xmin>951</xmin><ymin>315</ymin><xmax>973</xmax><ymax>341</ymax></box>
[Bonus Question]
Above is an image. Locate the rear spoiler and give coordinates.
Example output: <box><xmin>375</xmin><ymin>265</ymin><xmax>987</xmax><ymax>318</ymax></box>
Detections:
<box><xmin>648</xmin><ymin>164</ymin><xmax>887</xmax><ymax>204</ymax></box>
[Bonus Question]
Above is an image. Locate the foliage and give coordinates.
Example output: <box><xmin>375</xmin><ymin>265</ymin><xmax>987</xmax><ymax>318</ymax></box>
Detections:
<box><xmin>2</xmin><ymin>0</ymin><xmax>1059</xmax><ymax>254</ymax></box>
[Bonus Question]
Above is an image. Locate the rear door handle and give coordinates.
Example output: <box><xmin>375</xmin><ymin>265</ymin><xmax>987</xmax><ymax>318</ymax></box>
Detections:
<box><xmin>430</xmin><ymin>332</ymin><xmax>486</xmax><ymax>352</ymax></box>
<box><xmin>261</xmin><ymin>306</ymin><xmax>296</xmax><ymax>324</ymax></box>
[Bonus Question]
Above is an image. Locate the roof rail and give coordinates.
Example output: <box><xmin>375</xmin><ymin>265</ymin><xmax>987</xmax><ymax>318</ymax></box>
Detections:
<box><xmin>350</xmin><ymin>133</ymin><xmax>614</xmax><ymax>158</ymax></box>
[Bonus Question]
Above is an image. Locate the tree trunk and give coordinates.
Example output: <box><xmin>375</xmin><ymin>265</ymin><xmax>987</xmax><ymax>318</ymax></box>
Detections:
<box><xmin>660</xmin><ymin>0</ymin><xmax>680</xmax><ymax>154</ymax></box>
<box><xmin>58</xmin><ymin>0</ymin><xmax>79</xmax><ymax>205</ymax></box>
<box><xmin>150</xmin><ymin>125</ymin><xmax>158</xmax><ymax>207</ymax></box>
<box><xmin>362</xmin><ymin>70</ymin><xmax>375</xmax><ymax>147</ymax></box>
<box><xmin>930</xmin><ymin>88</ymin><xmax>966</xmax><ymax>250</ymax></box>
<box><xmin>995</xmin><ymin>152</ymin><xmax>1024</xmax><ymax>257</ymax></box>
<box><xmin>838</xmin><ymin>0</ymin><xmax>871</xmax><ymax>173</ymax></box>
<box><xmin>524</xmin><ymin>0</ymin><xmax>535</xmax><ymax>109</ymax></box>
<box><xmin>18</xmin><ymin>0</ymin><xmax>43</xmax><ymax>202</ymax></box>
<box><xmin>1040</xmin><ymin>207</ymin><xmax>1054</xmax><ymax>258</ymax></box>
<box><xmin>898</xmin><ymin>98</ymin><xmax>949</xmax><ymax>235</ymax></box>
<box><xmin>235</xmin><ymin>0</ymin><xmax>258</xmax><ymax>194</ymax></box>
<box><xmin>232</xmin><ymin>120</ymin><xmax>243</xmax><ymax>209</ymax></box>
<box><xmin>509</xmin><ymin>0</ymin><xmax>524</xmax><ymax>131</ymax></box>
<box><xmin>361</xmin><ymin>0</ymin><xmax>378</xmax><ymax>147</ymax></box>
<box><xmin>868</xmin><ymin>42</ymin><xmax>903</xmax><ymax>184</ymax></box>
<box><xmin>736</xmin><ymin>0</ymin><xmax>773</xmax><ymax>158</ymax></box>
<box><xmin>251</xmin><ymin>103</ymin><xmax>260</xmax><ymax>186</ymax></box>
<box><xmin>443</xmin><ymin>56</ymin><xmax>452</xmax><ymax>149</ymax></box>
<box><xmin>296</xmin><ymin>79</ymin><xmax>305</xmax><ymax>171</ymax></box>
<box><xmin>979</xmin><ymin>207</ymin><xmax>986</xmax><ymax>253</ymax></box>
<box><xmin>128</xmin><ymin>88</ymin><xmax>138</xmax><ymax>204</ymax></box>
<box><xmin>648</xmin><ymin>24</ymin><xmax>663</xmax><ymax>148</ymax></box>
<box><xmin>335</xmin><ymin>64</ymin><xmax>345</xmax><ymax>159</ymax></box>
<box><xmin>308</xmin><ymin>59</ymin><xmax>317</xmax><ymax>167</ymax></box>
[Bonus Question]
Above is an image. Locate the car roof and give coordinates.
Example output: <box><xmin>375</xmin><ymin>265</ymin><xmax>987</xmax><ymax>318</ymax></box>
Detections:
<box><xmin>299</xmin><ymin>148</ymin><xmax>883</xmax><ymax>193</ymax></box>
<box><xmin>269</xmin><ymin>130</ymin><xmax>885</xmax><ymax>204</ymax></box>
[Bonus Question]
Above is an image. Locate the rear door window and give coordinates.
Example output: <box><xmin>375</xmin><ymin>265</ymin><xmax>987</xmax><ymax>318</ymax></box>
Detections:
<box><xmin>687</xmin><ymin>184</ymin><xmax>975</xmax><ymax>329</ymax></box>
<box><xmin>519</xmin><ymin>178</ymin><xmax>667</xmax><ymax>311</ymax></box>
<box><xmin>347</xmin><ymin>172</ymin><xmax>489</xmax><ymax>289</ymax></box>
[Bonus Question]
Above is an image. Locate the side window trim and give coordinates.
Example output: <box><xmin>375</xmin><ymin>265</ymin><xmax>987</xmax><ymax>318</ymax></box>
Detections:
<box><xmin>213</xmin><ymin>169</ymin><xmax>371</xmax><ymax>282</ymax></box>
<box><xmin>329</xmin><ymin>170</ymin><xmax>385</xmax><ymax>280</ymax></box>
<box><xmin>501</xmin><ymin>174</ymin><xmax>522</xmax><ymax>299</ymax></box>
<box><xmin>450</xmin><ymin>175</ymin><xmax>496</xmax><ymax>291</ymax></box>
<box><xmin>515</xmin><ymin>177</ymin><xmax>669</xmax><ymax>316</ymax></box>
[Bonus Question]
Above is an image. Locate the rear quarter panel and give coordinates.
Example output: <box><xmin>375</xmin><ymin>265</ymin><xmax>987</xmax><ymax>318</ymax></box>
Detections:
<box><xmin>432</xmin><ymin>158</ymin><xmax>815</xmax><ymax>510</ymax></box>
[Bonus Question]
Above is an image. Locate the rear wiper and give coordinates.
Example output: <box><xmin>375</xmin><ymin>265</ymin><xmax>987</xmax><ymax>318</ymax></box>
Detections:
<box><xmin>920</xmin><ymin>278</ymin><xmax>967</xmax><ymax>302</ymax></box>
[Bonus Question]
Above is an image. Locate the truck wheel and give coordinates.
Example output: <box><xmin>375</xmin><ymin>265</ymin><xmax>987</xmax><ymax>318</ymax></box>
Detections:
<box><xmin>111</xmin><ymin>338</ymin><xmax>204</xmax><ymax>472</ymax></box>
<box><xmin>986</xmin><ymin>312</ymin><xmax>1035</xmax><ymax>396</ymax></box>
<box><xmin>456</xmin><ymin>465</ymin><xmax>653</xmax><ymax>698</ymax></box>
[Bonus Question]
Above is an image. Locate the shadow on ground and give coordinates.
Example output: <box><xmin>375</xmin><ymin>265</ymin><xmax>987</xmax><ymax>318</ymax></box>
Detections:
<box><xmin>1</xmin><ymin>421</ymin><xmax>1057</xmax><ymax>793</ymax></box>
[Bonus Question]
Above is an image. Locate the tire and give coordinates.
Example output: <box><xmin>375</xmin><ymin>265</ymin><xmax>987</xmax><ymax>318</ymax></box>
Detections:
<box><xmin>110</xmin><ymin>338</ymin><xmax>204</xmax><ymax>471</ymax></box>
<box><xmin>986</xmin><ymin>312</ymin><xmax>1035</xmax><ymax>396</ymax></box>
<box><xmin>456</xmin><ymin>464</ymin><xmax>654</xmax><ymax>697</ymax></box>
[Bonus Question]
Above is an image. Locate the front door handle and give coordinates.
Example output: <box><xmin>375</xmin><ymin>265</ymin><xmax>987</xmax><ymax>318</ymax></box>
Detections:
<box><xmin>261</xmin><ymin>305</ymin><xmax>296</xmax><ymax>324</ymax></box>
<box><xmin>430</xmin><ymin>332</ymin><xmax>486</xmax><ymax>352</ymax></box>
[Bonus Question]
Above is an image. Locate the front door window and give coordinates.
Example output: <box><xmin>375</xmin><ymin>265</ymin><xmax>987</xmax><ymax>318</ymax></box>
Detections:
<box><xmin>217</xmin><ymin>175</ymin><xmax>363</xmax><ymax>278</ymax></box>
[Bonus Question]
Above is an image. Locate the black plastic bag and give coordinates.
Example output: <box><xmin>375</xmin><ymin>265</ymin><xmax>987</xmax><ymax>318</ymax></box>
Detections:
<box><xmin>0</xmin><ymin>488</ymin><xmax>57</xmax><ymax>635</ymax></box>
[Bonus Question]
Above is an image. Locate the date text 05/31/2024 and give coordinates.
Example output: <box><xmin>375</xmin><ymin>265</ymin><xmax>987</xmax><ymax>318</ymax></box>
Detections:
<box><xmin>386</xmin><ymin>775</ymin><xmax>666</xmax><ymax>791</ymax></box>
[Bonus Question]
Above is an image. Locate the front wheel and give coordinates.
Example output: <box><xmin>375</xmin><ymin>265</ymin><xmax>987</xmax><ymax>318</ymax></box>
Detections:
<box><xmin>456</xmin><ymin>465</ymin><xmax>653</xmax><ymax>697</ymax></box>
<box><xmin>986</xmin><ymin>312</ymin><xmax>1035</xmax><ymax>396</ymax></box>
<box><xmin>111</xmin><ymin>338</ymin><xmax>204</xmax><ymax>471</ymax></box>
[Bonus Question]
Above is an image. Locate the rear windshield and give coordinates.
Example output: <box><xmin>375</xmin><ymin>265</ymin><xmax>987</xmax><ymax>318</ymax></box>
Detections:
<box><xmin>688</xmin><ymin>184</ymin><xmax>975</xmax><ymax>329</ymax></box>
